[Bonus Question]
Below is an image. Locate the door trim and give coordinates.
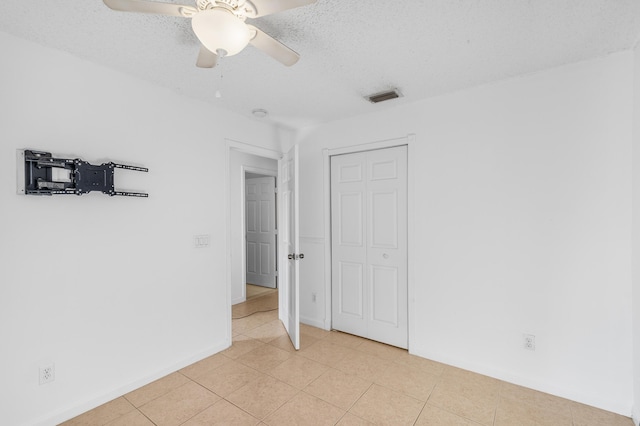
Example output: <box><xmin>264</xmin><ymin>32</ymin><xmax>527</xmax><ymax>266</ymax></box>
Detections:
<box><xmin>225</xmin><ymin>139</ymin><xmax>282</xmax><ymax>345</ymax></box>
<box><xmin>322</xmin><ymin>134</ymin><xmax>416</xmax><ymax>351</ymax></box>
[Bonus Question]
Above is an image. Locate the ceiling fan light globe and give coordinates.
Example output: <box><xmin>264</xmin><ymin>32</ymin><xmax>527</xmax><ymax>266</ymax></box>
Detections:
<box><xmin>191</xmin><ymin>9</ymin><xmax>250</xmax><ymax>57</ymax></box>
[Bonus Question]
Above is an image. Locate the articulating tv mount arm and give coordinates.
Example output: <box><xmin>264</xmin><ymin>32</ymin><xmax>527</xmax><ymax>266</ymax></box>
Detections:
<box><xmin>22</xmin><ymin>150</ymin><xmax>148</xmax><ymax>197</ymax></box>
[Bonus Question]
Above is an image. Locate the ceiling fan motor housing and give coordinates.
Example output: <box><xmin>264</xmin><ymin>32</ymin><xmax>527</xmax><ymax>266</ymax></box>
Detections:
<box><xmin>191</xmin><ymin>8</ymin><xmax>251</xmax><ymax>56</ymax></box>
<box><xmin>102</xmin><ymin>0</ymin><xmax>315</xmax><ymax>66</ymax></box>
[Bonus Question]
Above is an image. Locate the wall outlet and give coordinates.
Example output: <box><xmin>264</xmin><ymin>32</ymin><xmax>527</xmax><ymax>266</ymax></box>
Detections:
<box><xmin>194</xmin><ymin>234</ymin><xmax>210</xmax><ymax>248</ymax></box>
<box><xmin>39</xmin><ymin>363</ymin><xmax>55</xmax><ymax>385</ymax></box>
<box><xmin>523</xmin><ymin>334</ymin><xmax>536</xmax><ymax>351</ymax></box>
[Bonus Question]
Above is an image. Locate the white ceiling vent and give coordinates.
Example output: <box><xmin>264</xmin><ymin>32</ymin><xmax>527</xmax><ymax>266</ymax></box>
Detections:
<box><xmin>367</xmin><ymin>89</ymin><xmax>403</xmax><ymax>104</ymax></box>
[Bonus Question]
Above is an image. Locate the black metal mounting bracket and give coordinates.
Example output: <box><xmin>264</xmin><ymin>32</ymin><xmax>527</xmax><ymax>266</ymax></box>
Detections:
<box><xmin>18</xmin><ymin>150</ymin><xmax>149</xmax><ymax>197</ymax></box>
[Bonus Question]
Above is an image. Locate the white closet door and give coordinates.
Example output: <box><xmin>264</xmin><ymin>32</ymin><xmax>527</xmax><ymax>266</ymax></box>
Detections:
<box><xmin>246</xmin><ymin>177</ymin><xmax>276</xmax><ymax>288</ymax></box>
<box><xmin>331</xmin><ymin>151</ymin><xmax>368</xmax><ymax>338</ymax></box>
<box><xmin>365</xmin><ymin>146</ymin><xmax>408</xmax><ymax>348</ymax></box>
<box><xmin>331</xmin><ymin>145</ymin><xmax>408</xmax><ymax>349</ymax></box>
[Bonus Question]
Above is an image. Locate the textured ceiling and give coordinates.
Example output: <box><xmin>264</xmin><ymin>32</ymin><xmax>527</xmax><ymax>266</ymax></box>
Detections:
<box><xmin>1</xmin><ymin>1</ymin><xmax>640</xmax><ymax>129</ymax></box>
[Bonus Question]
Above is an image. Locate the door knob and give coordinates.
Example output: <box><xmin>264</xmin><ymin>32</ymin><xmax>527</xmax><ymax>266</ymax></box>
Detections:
<box><xmin>383</xmin><ymin>253</ymin><xmax>389</xmax><ymax>259</ymax></box>
<box><xmin>288</xmin><ymin>254</ymin><xmax>294</xmax><ymax>260</ymax></box>
<box><xmin>299</xmin><ymin>253</ymin><xmax>304</xmax><ymax>259</ymax></box>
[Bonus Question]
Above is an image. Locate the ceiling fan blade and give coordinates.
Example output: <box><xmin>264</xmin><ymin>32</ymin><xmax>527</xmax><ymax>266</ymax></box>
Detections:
<box><xmin>247</xmin><ymin>25</ymin><xmax>299</xmax><ymax>66</ymax></box>
<box><xmin>103</xmin><ymin>0</ymin><xmax>197</xmax><ymax>17</ymax></box>
<box><xmin>247</xmin><ymin>0</ymin><xmax>316</xmax><ymax>18</ymax></box>
<box><xmin>196</xmin><ymin>45</ymin><xmax>218</xmax><ymax>68</ymax></box>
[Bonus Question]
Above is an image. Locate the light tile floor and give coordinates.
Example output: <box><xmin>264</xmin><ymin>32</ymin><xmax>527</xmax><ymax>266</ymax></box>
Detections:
<box><xmin>62</xmin><ymin>296</ymin><xmax>634</xmax><ymax>426</ymax></box>
<box><xmin>246</xmin><ymin>284</ymin><xmax>278</xmax><ymax>301</ymax></box>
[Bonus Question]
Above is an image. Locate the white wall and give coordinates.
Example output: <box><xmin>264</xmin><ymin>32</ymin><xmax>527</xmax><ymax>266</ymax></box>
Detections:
<box><xmin>0</xmin><ymin>31</ymin><xmax>281</xmax><ymax>426</ymax></box>
<box><xmin>297</xmin><ymin>52</ymin><xmax>634</xmax><ymax>415</ymax></box>
<box><xmin>299</xmin><ymin>236</ymin><xmax>326</xmax><ymax>328</ymax></box>
<box><xmin>633</xmin><ymin>43</ymin><xmax>640</xmax><ymax>426</ymax></box>
<box><xmin>229</xmin><ymin>150</ymin><xmax>278</xmax><ymax>304</ymax></box>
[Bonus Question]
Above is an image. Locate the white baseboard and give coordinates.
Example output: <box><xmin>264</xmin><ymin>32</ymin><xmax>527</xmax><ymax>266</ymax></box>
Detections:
<box><xmin>633</xmin><ymin>406</ymin><xmax>639</xmax><ymax>426</ymax></box>
<box><xmin>36</xmin><ymin>341</ymin><xmax>230</xmax><ymax>426</ymax></box>
<box><xmin>324</xmin><ymin>318</ymin><xmax>332</xmax><ymax>330</ymax></box>
<box><xmin>300</xmin><ymin>315</ymin><xmax>328</xmax><ymax>330</ymax></box>
<box><xmin>232</xmin><ymin>296</ymin><xmax>246</xmax><ymax>305</ymax></box>
<box><xmin>410</xmin><ymin>343</ymin><xmax>633</xmax><ymax>417</ymax></box>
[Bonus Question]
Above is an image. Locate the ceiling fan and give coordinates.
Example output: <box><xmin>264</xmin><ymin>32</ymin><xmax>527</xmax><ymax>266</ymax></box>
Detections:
<box><xmin>103</xmin><ymin>0</ymin><xmax>317</xmax><ymax>68</ymax></box>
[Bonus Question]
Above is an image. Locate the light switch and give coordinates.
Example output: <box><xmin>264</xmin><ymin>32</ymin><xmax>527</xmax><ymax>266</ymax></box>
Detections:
<box><xmin>194</xmin><ymin>234</ymin><xmax>210</xmax><ymax>248</ymax></box>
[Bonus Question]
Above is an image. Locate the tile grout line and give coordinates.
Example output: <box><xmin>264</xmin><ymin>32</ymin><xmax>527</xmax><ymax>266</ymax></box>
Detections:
<box><xmin>410</xmin><ymin>398</ymin><xmax>429</xmax><ymax>426</ymax></box>
<box><xmin>136</xmin><ymin>407</ymin><xmax>158</xmax><ymax>426</ymax></box>
<box><xmin>217</xmin><ymin>396</ymin><xmax>263</xmax><ymax>424</ymax></box>
<box><xmin>168</xmin><ymin>375</ymin><xmax>220</xmax><ymax>426</ymax></box>
<box><xmin>491</xmin><ymin>381</ymin><xmax>504</xmax><ymax>426</ymax></box>
<box><xmin>259</xmin><ymin>387</ymin><xmax>303</xmax><ymax>425</ymax></box>
<box><xmin>421</xmin><ymin>379</ymin><xmax>487</xmax><ymax>426</ymax></box>
<box><xmin>345</xmin><ymin>381</ymin><xmax>376</xmax><ymax>418</ymax></box>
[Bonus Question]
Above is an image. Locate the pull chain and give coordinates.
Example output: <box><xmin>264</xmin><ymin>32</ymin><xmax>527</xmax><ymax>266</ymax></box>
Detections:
<box><xmin>215</xmin><ymin>49</ymin><xmax>227</xmax><ymax>99</ymax></box>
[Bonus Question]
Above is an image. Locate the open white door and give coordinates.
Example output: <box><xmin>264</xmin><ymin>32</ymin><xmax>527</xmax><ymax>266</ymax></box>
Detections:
<box><xmin>278</xmin><ymin>145</ymin><xmax>300</xmax><ymax>349</ymax></box>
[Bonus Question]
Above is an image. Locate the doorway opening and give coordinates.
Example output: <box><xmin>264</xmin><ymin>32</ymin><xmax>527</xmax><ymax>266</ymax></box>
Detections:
<box><xmin>226</xmin><ymin>142</ymin><xmax>279</xmax><ymax>321</ymax></box>
<box><xmin>226</xmin><ymin>140</ymin><xmax>300</xmax><ymax>350</ymax></box>
<box><xmin>234</xmin><ymin>170</ymin><xmax>279</xmax><ymax>320</ymax></box>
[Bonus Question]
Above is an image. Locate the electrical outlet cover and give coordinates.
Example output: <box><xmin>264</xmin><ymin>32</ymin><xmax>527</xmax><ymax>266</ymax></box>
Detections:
<box><xmin>523</xmin><ymin>334</ymin><xmax>536</xmax><ymax>351</ymax></box>
<box><xmin>39</xmin><ymin>364</ymin><xmax>55</xmax><ymax>385</ymax></box>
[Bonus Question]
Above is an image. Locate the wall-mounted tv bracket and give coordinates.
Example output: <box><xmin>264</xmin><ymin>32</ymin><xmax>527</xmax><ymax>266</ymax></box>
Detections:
<box><xmin>18</xmin><ymin>150</ymin><xmax>148</xmax><ymax>197</ymax></box>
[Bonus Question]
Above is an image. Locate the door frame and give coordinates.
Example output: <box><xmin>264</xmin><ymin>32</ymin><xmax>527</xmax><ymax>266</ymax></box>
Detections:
<box><xmin>242</xmin><ymin>168</ymin><xmax>278</xmax><ymax>293</ymax></box>
<box><xmin>322</xmin><ymin>134</ymin><xmax>416</xmax><ymax>350</ymax></box>
<box><xmin>225</xmin><ymin>139</ymin><xmax>283</xmax><ymax>344</ymax></box>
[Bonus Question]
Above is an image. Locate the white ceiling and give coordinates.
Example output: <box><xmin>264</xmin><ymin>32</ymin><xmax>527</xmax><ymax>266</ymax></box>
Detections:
<box><xmin>1</xmin><ymin>1</ymin><xmax>639</xmax><ymax>129</ymax></box>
